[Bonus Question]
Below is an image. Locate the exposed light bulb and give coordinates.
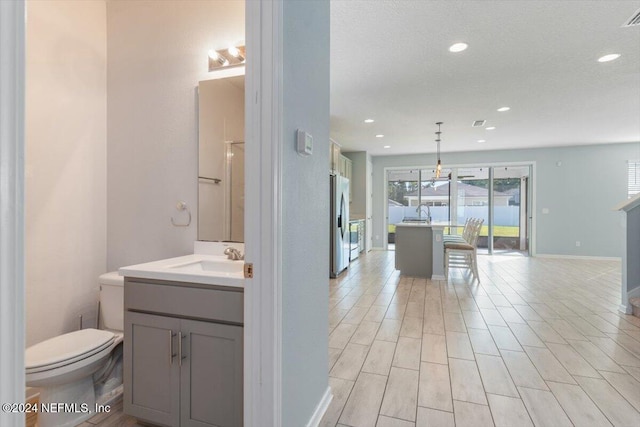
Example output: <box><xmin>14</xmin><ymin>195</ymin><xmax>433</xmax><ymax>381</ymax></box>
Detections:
<box><xmin>227</xmin><ymin>46</ymin><xmax>245</xmax><ymax>62</ymax></box>
<box><xmin>208</xmin><ymin>50</ymin><xmax>228</xmax><ymax>66</ymax></box>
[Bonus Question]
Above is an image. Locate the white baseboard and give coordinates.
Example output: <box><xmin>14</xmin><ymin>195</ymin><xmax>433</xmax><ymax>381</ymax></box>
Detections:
<box><xmin>618</xmin><ymin>284</ymin><xmax>640</xmax><ymax>314</ymax></box>
<box><xmin>306</xmin><ymin>386</ymin><xmax>333</xmax><ymax>427</ymax></box>
<box><xmin>431</xmin><ymin>274</ymin><xmax>445</xmax><ymax>281</ymax></box>
<box><xmin>535</xmin><ymin>254</ymin><xmax>621</xmax><ymax>261</ymax></box>
<box><xmin>619</xmin><ymin>304</ymin><xmax>632</xmax><ymax>314</ymax></box>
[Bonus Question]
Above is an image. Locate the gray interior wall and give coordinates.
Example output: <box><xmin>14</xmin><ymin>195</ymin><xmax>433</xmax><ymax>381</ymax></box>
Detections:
<box><xmin>372</xmin><ymin>142</ymin><xmax>640</xmax><ymax>257</ymax></box>
<box><xmin>282</xmin><ymin>0</ymin><xmax>330</xmax><ymax>425</ymax></box>
<box><xmin>344</xmin><ymin>151</ymin><xmax>367</xmax><ymax>217</ymax></box>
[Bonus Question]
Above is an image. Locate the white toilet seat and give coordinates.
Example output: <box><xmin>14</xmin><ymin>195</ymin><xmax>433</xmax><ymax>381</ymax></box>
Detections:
<box><xmin>26</xmin><ymin>329</ymin><xmax>115</xmax><ymax>372</ymax></box>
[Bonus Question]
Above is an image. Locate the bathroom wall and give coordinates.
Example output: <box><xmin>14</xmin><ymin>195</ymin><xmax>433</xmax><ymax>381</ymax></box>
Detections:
<box><xmin>25</xmin><ymin>0</ymin><xmax>107</xmax><ymax>346</ymax></box>
<box><xmin>106</xmin><ymin>1</ymin><xmax>244</xmax><ymax>270</ymax></box>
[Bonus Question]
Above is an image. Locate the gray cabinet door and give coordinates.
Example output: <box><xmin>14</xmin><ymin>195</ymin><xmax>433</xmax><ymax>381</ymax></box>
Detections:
<box><xmin>124</xmin><ymin>311</ymin><xmax>181</xmax><ymax>427</ymax></box>
<box><xmin>180</xmin><ymin>320</ymin><xmax>243</xmax><ymax>427</ymax></box>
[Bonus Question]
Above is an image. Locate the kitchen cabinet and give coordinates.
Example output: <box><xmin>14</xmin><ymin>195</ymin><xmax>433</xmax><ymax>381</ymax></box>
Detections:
<box><xmin>124</xmin><ymin>279</ymin><xmax>243</xmax><ymax>427</ymax></box>
<box><xmin>339</xmin><ymin>154</ymin><xmax>353</xmax><ymax>202</ymax></box>
<box><xmin>329</xmin><ymin>139</ymin><xmax>341</xmax><ymax>174</ymax></box>
<box><xmin>349</xmin><ymin>219</ymin><xmax>365</xmax><ymax>261</ymax></box>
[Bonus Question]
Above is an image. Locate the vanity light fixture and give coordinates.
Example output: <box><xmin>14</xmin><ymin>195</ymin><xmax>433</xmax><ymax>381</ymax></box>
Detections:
<box><xmin>208</xmin><ymin>50</ymin><xmax>228</xmax><ymax>67</ymax></box>
<box><xmin>208</xmin><ymin>45</ymin><xmax>246</xmax><ymax>71</ymax></box>
<box><xmin>435</xmin><ymin>122</ymin><xmax>443</xmax><ymax>178</ymax></box>
<box><xmin>449</xmin><ymin>42</ymin><xmax>468</xmax><ymax>53</ymax></box>
<box><xmin>227</xmin><ymin>46</ymin><xmax>245</xmax><ymax>62</ymax></box>
<box><xmin>598</xmin><ymin>53</ymin><xmax>620</xmax><ymax>63</ymax></box>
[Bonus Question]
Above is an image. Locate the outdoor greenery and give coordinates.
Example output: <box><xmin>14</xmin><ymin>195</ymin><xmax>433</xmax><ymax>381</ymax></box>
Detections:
<box><xmin>388</xmin><ymin>180</ymin><xmax>418</xmax><ymax>206</ymax></box>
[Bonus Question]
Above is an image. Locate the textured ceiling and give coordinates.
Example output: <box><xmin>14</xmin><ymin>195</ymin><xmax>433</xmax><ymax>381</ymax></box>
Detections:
<box><xmin>330</xmin><ymin>0</ymin><xmax>640</xmax><ymax>155</ymax></box>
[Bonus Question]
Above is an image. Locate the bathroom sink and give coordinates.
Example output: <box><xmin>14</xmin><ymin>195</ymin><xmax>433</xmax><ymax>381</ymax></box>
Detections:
<box><xmin>120</xmin><ymin>252</ymin><xmax>246</xmax><ymax>287</ymax></box>
<box><xmin>168</xmin><ymin>259</ymin><xmax>243</xmax><ymax>275</ymax></box>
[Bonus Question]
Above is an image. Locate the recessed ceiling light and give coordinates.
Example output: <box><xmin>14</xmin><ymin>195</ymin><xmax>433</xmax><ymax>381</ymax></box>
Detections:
<box><xmin>497</xmin><ymin>107</ymin><xmax>510</xmax><ymax>112</ymax></box>
<box><xmin>449</xmin><ymin>42</ymin><xmax>468</xmax><ymax>53</ymax></box>
<box><xmin>486</xmin><ymin>126</ymin><xmax>496</xmax><ymax>130</ymax></box>
<box><xmin>477</xmin><ymin>139</ymin><xmax>486</xmax><ymax>143</ymax></box>
<box><xmin>364</xmin><ymin>119</ymin><xmax>375</xmax><ymax>123</ymax></box>
<box><xmin>598</xmin><ymin>53</ymin><xmax>620</xmax><ymax>63</ymax></box>
<box><xmin>376</xmin><ymin>134</ymin><xmax>384</xmax><ymax>138</ymax></box>
<box><xmin>383</xmin><ymin>145</ymin><xmax>391</xmax><ymax>149</ymax></box>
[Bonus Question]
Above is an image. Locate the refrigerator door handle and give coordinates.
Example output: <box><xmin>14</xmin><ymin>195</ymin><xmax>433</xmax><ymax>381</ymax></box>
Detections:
<box><xmin>339</xmin><ymin>194</ymin><xmax>346</xmax><ymax>238</ymax></box>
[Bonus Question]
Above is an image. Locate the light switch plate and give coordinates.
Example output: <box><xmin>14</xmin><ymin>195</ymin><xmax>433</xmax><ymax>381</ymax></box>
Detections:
<box><xmin>296</xmin><ymin>129</ymin><xmax>313</xmax><ymax>156</ymax></box>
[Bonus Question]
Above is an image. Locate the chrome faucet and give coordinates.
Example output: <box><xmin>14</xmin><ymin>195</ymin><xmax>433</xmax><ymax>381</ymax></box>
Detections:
<box><xmin>224</xmin><ymin>247</ymin><xmax>244</xmax><ymax>261</ymax></box>
<box><xmin>416</xmin><ymin>203</ymin><xmax>432</xmax><ymax>223</ymax></box>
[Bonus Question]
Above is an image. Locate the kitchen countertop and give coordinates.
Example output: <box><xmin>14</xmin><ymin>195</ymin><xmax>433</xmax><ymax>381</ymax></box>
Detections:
<box><xmin>395</xmin><ymin>222</ymin><xmax>449</xmax><ymax>228</ymax></box>
<box><xmin>119</xmin><ymin>254</ymin><xmax>245</xmax><ymax>288</ymax></box>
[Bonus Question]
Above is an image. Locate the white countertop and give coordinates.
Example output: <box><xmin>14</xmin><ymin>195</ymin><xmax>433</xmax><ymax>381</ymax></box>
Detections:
<box><xmin>119</xmin><ymin>254</ymin><xmax>245</xmax><ymax>288</ymax></box>
<box><xmin>395</xmin><ymin>222</ymin><xmax>450</xmax><ymax>228</ymax></box>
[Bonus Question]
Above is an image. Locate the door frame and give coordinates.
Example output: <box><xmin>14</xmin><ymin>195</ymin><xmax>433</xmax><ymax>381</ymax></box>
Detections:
<box><xmin>244</xmin><ymin>0</ymin><xmax>283</xmax><ymax>425</ymax></box>
<box><xmin>0</xmin><ymin>1</ymin><xmax>282</xmax><ymax>425</ymax></box>
<box><xmin>0</xmin><ymin>0</ymin><xmax>26</xmax><ymax>423</ymax></box>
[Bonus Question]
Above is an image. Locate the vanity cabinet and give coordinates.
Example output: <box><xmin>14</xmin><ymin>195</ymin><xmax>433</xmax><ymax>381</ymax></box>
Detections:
<box><xmin>124</xmin><ymin>278</ymin><xmax>243</xmax><ymax>427</ymax></box>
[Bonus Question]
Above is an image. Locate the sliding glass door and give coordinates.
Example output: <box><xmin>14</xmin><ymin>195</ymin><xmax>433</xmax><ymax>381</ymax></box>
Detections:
<box><xmin>386</xmin><ymin>164</ymin><xmax>532</xmax><ymax>255</ymax></box>
<box><xmin>492</xmin><ymin>166</ymin><xmax>530</xmax><ymax>254</ymax></box>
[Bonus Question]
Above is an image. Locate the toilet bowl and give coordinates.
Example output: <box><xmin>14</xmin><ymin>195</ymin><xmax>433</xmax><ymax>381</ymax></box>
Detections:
<box><xmin>25</xmin><ymin>272</ymin><xmax>124</xmax><ymax>427</ymax></box>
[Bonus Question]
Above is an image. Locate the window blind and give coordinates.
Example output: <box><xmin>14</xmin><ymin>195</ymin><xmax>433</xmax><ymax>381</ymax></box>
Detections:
<box><xmin>629</xmin><ymin>160</ymin><xmax>640</xmax><ymax>198</ymax></box>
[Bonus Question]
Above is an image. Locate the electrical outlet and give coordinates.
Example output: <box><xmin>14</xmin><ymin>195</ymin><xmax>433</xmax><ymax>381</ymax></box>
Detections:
<box><xmin>575</xmin><ymin>241</ymin><xmax>581</xmax><ymax>247</ymax></box>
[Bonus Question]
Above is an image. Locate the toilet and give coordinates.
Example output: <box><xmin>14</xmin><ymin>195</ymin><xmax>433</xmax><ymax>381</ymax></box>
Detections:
<box><xmin>25</xmin><ymin>272</ymin><xmax>124</xmax><ymax>427</ymax></box>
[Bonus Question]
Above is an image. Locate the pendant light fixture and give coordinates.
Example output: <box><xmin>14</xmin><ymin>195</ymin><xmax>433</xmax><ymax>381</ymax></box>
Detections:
<box><xmin>435</xmin><ymin>122</ymin><xmax>443</xmax><ymax>178</ymax></box>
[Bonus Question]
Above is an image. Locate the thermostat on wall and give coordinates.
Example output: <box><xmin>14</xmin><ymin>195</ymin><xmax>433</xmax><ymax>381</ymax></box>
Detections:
<box><xmin>297</xmin><ymin>129</ymin><xmax>313</xmax><ymax>156</ymax></box>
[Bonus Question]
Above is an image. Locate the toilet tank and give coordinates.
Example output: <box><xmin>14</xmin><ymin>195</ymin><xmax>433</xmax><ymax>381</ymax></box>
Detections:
<box><xmin>99</xmin><ymin>272</ymin><xmax>124</xmax><ymax>332</ymax></box>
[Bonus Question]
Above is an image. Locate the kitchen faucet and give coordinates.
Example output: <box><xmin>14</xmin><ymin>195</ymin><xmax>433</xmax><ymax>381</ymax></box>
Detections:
<box><xmin>416</xmin><ymin>203</ymin><xmax>432</xmax><ymax>224</ymax></box>
<box><xmin>224</xmin><ymin>247</ymin><xmax>244</xmax><ymax>260</ymax></box>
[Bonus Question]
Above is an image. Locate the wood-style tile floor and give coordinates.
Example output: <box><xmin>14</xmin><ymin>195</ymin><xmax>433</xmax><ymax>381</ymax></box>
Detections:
<box><xmin>321</xmin><ymin>251</ymin><xmax>640</xmax><ymax>427</ymax></box>
<box><xmin>85</xmin><ymin>250</ymin><xmax>639</xmax><ymax>427</ymax></box>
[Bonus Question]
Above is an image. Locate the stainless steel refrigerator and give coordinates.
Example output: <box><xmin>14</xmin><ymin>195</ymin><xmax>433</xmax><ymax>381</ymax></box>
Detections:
<box><xmin>330</xmin><ymin>174</ymin><xmax>350</xmax><ymax>277</ymax></box>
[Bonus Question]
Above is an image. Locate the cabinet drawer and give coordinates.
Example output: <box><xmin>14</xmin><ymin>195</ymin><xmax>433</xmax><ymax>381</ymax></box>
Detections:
<box><xmin>125</xmin><ymin>280</ymin><xmax>243</xmax><ymax>325</ymax></box>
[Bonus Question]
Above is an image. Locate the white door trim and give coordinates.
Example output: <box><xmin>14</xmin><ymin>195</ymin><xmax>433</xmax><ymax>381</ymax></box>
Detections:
<box><xmin>0</xmin><ymin>1</ymin><xmax>26</xmax><ymax>424</ymax></box>
<box><xmin>244</xmin><ymin>0</ymin><xmax>283</xmax><ymax>425</ymax></box>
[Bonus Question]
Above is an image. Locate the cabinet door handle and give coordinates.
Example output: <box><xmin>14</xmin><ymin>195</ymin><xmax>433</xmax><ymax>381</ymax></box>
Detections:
<box><xmin>169</xmin><ymin>330</ymin><xmax>177</xmax><ymax>365</ymax></box>
<box><xmin>179</xmin><ymin>332</ymin><xmax>187</xmax><ymax>366</ymax></box>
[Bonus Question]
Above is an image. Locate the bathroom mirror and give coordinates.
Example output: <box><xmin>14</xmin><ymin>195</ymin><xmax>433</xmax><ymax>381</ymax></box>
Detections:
<box><xmin>198</xmin><ymin>76</ymin><xmax>245</xmax><ymax>242</ymax></box>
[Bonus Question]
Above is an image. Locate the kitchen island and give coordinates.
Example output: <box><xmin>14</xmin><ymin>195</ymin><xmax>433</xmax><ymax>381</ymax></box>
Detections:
<box><xmin>394</xmin><ymin>222</ymin><xmax>447</xmax><ymax>280</ymax></box>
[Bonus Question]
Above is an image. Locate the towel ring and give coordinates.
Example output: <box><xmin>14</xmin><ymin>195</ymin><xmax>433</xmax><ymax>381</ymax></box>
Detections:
<box><xmin>171</xmin><ymin>201</ymin><xmax>191</xmax><ymax>227</ymax></box>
